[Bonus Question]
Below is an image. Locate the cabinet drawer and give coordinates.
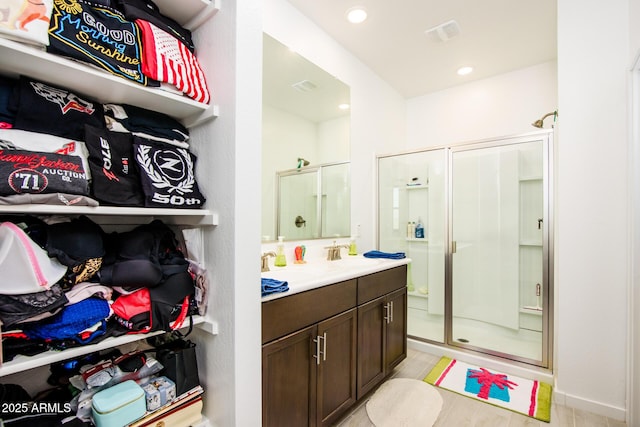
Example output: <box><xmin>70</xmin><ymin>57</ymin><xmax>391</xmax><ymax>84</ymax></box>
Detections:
<box><xmin>357</xmin><ymin>266</ymin><xmax>407</xmax><ymax>305</ymax></box>
<box><xmin>262</xmin><ymin>279</ymin><xmax>357</xmax><ymax>344</ymax></box>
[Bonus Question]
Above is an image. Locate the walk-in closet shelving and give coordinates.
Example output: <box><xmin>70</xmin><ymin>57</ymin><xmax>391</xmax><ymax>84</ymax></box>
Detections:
<box><xmin>0</xmin><ymin>205</ymin><xmax>218</xmax><ymax>226</ymax></box>
<box><xmin>0</xmin><ymin>317</ymin><xmax>215</xmax><ymax>377</ymax></box>
<box><xmin>0</xmin><ymin>2</ymin><xmax>220</xmax><ymax>422</ymax></box>
<box><xmin>0</xmin><ymin>0</ymin><xmax>219</xmax><ymax>127</ymax></box>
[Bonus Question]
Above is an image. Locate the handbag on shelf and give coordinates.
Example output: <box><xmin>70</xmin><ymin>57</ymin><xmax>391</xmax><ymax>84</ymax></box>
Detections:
<box><xmin>154</xmin><ymin>338</ymin><xmax>200</xmax><ymax>396</ymax></box>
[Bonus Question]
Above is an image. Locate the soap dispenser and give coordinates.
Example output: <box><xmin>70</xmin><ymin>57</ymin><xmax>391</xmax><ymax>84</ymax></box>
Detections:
<box><xmin>274</xmin><ymin>236</ymin><xmax>287</xmax><ymax>267</ymax></box>
<box><xmin>348</xmin><ymin>236</ymin><xmax>358</xmax><ymax>256</ymax></box>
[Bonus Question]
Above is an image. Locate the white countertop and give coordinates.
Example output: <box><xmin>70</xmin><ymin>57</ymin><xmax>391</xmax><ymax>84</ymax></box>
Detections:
<box><xmin>261</xmin><ymin>255</ymin><xmax>411</xmax><ymax>302</ymax></box>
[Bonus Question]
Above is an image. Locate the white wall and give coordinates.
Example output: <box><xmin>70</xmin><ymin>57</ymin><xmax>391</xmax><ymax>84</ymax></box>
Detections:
<box><xmin>264</xmin><ymin>0</ymin><xmax>406</xmax><ymax>251</ymax></box>
<box><xmin>555</xmin><ymin>0</ymin><xmax>629</xmax><ymax>420</ymax></box>
<box><xmin>629</xmin><ymin>2</ymin><xmax>640</xmax><ymax>426</ymax></box>
<box><xmin>191</xmin><ymin>1</ymin><xmax>263</xmax><ymax>426</ymax></box>
<box><xmin>406</xmin><ymin>61</ymin><xmax>557</xmax><ymax>148</ymax></box>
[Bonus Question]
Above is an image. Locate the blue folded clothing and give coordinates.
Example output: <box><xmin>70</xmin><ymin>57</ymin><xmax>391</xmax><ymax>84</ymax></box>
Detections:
<box><xmin>363</xmin><ymin>250</ymin><xmax>406</xmax><ymax>260</ymax></box>
<box><xmin>262</xmin><ymin>278</ymin><xmax>289</xmax><ymax>297</ymax></box>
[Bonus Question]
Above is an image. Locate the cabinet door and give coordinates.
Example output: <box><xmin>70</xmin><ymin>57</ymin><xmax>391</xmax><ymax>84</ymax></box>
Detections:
<box><xmin>356</xmin><ymin>295</ymin><xmax>386</xmax><ymax>398</ymax></box>
<box><xmin>316</xmin><ymin>308</ymin><xmax>357</xmax><ymax>427</ymax></box>
<box><xmin>385</xmin><ymin>287</ymin><xmax>407</xmax><ymax>372</ymax></box>
<box><xmin>263</xmin><ymin>325</ymin><xmax>317</xmax><ymax>427</ymax></box>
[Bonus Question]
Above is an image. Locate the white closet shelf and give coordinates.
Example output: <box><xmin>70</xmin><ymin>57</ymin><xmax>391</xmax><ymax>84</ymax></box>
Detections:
<box><xmin>0</xmin><ymin>205</ymin><xmax>218</xmax><ymax>226</ymax></box>
<box><xmin>155</xmin><ymin>0</ymin><xmax>220</xmax><ymax>31</ymax></box>
<box><xmin>0</xmin><ymin>38</ymin><xmax>219</xmax><ymax>128</ymax></box>
<box><xmin>0</xmin><ymin>316</ymin><xmax>218</xmax><ymax>377</ymax></box>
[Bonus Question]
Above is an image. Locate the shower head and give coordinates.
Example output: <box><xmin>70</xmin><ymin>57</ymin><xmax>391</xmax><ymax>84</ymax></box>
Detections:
<box><xmin>532</xmin><ymin>110</ymin><xmax>558</xmax><ymax>128</ymax></box>
<box><xmin>297</xmin><ymin>158</ymin><xmax>310</xmax><ymax>168</ymax></box>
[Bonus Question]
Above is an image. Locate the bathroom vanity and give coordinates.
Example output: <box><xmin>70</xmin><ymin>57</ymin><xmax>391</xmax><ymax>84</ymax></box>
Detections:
<box><xmin>261</xmin><ymin>259</ymin><xmax>408</xmax><ymax>427</ymax></box>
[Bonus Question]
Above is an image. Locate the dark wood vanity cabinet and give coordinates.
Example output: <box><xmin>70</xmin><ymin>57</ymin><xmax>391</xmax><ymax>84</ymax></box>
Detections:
<box><xmin>356</xmin><ymin>268</ymin><xmax>408</xmax><ymax>398</ymax></box>
<box><xmin>261</xmin><ymin>265</ymin><xmax>407</xmax><ymax>427</ymax></box>
<box><xmin>262</xmin><ymin>308</ymin><xmax>357</xmax><ymax>427</ymax></box>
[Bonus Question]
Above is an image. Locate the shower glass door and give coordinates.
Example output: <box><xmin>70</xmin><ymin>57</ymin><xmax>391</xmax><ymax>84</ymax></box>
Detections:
<box><xmin>449</xmin><ymin>136</ymin><xmax>550</xmax><ymax>366</ymax></box>
<box><xmin>377</xmin><ymin>149</ymin><xmax>447</xmax><ymax>344</ymax></box>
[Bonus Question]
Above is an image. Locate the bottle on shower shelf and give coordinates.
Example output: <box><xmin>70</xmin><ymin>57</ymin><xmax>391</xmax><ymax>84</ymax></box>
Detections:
<box><xmin>415</xmin><ymin>217</ymin><xmax>424</xmax><ymax>239</ymax></box>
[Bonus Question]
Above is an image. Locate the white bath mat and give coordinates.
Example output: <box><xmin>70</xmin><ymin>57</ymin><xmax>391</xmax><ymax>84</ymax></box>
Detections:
<box><xmin>365</xmin><ymin>378</ymin><xmax>443</xmax><ymax>427</ymax></box>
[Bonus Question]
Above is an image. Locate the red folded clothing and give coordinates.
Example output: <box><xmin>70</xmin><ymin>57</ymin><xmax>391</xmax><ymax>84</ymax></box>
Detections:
<box><xmin>136</xmin><ymin>19</ymin><xmax>211</xmax><ymax>104</ymax></box>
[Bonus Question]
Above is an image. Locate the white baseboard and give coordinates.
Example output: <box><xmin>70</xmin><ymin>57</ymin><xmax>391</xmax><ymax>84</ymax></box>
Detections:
<box><xmin>408</xmin><ymin>339</ymin><xmax>627</xmax><ymax>422</ymax></box>
<box><xmin>553</xmin><ymin>389</ymin><xmax>626</xmax><ymax>421</ymax></box>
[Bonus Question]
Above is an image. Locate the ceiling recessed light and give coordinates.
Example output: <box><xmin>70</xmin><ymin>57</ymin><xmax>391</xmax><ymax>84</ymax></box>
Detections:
<box><xmin>457</xmin><ymin>66</ymin><xmax>473</xmax><ymax>76</ymax></box>
<box><xmin>339</xmin><ymin>103</ymin><xmax>350</xmax><ymax>110</ymax></box>
<box><xmin>346</xmin><ymin>7</ymin><xmax>367</xmax><ymax>24</ymax></box>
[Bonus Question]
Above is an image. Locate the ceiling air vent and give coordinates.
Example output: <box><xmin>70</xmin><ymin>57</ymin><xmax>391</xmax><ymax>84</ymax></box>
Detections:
<box><xmin>425</xmin><ymin>19</ymin><xmax>461</xmax><ymax>43</ymax></box>
<box><xmin>292</xmin><ymin>80</ymin><xmax>317</xmax><ymax>92</ymax></box>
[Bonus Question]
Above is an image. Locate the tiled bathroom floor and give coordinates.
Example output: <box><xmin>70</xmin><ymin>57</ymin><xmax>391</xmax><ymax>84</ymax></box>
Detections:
<box><xmin>333</xmin><ymin>348</ymin><xmax>627</xmax><ymax>427</ymax></box>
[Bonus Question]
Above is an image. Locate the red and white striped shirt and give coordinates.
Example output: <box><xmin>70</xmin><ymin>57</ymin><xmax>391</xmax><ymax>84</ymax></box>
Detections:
<box><xmin>136</xmin><ymin>19</ymin><xmax>211</xmax><ymax>104</ymax></box>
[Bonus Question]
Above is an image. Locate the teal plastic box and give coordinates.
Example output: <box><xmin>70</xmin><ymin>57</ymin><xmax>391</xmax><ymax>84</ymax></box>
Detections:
<box><xmin>92</xmin><ymin>380</ymin><xmax>146</xmax><ymax>427</ymax></box>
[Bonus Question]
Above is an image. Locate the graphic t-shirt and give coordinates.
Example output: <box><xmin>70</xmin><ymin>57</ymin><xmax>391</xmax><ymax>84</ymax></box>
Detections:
<box><xmin>47</xmin><ymin>0</ymin><xmax>156</xmax><ymax>86</ymax></box>
<box><xmin>133</xmin><ymin>138</ymin><xmax>205</xmax><ymax>208</ymax></box>
<box><xmin>84</xmin><ymin>124</ymin><xmax>145</xmax><ymax>206</ymax></box>
<box><xmin>11</xmin><ymin>77</ymin><xmax>104</xmax><ymax>141</ymax></box>
<box><xmin>0</xmin><ymin>149</ymin><xmax>90</xmax><ymax>196</ymax></box>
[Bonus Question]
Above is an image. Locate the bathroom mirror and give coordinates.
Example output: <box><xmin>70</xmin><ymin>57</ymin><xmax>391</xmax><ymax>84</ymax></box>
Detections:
<box><xmin>262</xmin><ymin>33</ymin><xmax>351</xmax><ymax>242</ymax></box>
<box><xmin>276</xmin><ymin>161</ymin><xmax>350</xmax><ymax>240</ymax></box>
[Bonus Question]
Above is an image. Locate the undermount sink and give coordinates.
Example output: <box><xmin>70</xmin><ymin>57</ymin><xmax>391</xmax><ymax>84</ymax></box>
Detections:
<box><xmin>329</xmin><ymin>256</ymin><xmax>383</xmax><ymax>267</ymax></box>
<box><xmin>260</xmin><ymin>254</ymin><xmax>410</xmax><ymax>300</ymax></box>
<box><xmin>262</xmin><ymin>256</ymin><xmax>384</xmax><ymax>282</ymax></box>
<box><xmin>261</xmin><ymin>267</ymin><xmax>316</xmax><ymax>283</ymax></box>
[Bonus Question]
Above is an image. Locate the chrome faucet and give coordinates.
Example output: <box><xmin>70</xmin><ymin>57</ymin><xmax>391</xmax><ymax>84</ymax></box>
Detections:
<box><xmin>261</xmin><ymin>251</ymin><xmax>276</xmax><ymax>272</ymax></box>
<box><xmin>325</xmin><ymin>241</ymin><xmax>349</xmax><ymax>261</ymax></box>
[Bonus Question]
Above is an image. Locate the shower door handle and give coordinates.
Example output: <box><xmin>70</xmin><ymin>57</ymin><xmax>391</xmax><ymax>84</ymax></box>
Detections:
<box><xmin>452</xmin><ymin>241</ymin><xmax>457</xmax><ymax>254</ymax></box>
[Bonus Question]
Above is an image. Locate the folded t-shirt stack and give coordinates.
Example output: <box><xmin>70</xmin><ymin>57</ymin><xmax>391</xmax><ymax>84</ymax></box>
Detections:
<box><xmin>0</xmin><ymin>75</ymin><xmax>207</xmax><ymax>209</ymax></box>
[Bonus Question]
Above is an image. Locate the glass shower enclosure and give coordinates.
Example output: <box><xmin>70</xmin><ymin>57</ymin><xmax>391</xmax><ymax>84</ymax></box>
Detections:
<box><xmin>377</xmin><ymin>131</ymin><xmax>553</xmax><ymax>367</ymax></box>
<box><xmin>277</xmin><ymin>162</ymin><xmax>350</xmax><ymax>240</ymax></box>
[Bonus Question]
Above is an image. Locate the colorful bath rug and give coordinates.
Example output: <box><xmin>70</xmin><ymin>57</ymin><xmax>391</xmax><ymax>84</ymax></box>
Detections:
<box><xmin>366</xmin><ymin>378</ymin><xmax>443</xmax><ymax>427</ymax></box>
<box><xmin>424</xmin><ymin>356</ymin><xmax>552</xmax><ymax>422</ymax></box>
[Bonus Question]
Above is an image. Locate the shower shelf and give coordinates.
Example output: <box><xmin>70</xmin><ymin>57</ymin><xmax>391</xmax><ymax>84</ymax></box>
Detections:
<box><xmin>520</xmin><ymin>307</ymin><xmax>543</xmax><ymax>316</ymax></box>
<box><xmin>519</xmin><ymin>175</ymin><xmax>543</xmax><ymax>181</ymax></box>
<box><xmin>403</xmin><ymin>185</ymin><xmax>429</xmax><ymax>190</ymax></box>
<box><xmin>408</xmin><ymin>290</ymin><xmax>429</xmax><ymax>299</ymax></box>
<box><xmin>406</xmin><ymin>238</ymin><xmax>428</xmax><ymax>243</ymax></box>
<box><xmin>519</xmin><ymin>240</ymin><xmax>542</xmax><ymax>246</ymax></box>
